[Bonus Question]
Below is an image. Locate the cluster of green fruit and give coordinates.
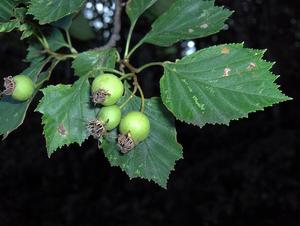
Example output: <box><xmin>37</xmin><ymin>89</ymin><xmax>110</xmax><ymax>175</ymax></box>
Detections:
<box><xmin>89</xmin><ymin>74</ymin><xmax>150</xmax><ymax>153</ymax></box>
<box><xmin>1</xmin><ymin>74</ymin><xmax>150</xmax><ymax>153</ymax></box>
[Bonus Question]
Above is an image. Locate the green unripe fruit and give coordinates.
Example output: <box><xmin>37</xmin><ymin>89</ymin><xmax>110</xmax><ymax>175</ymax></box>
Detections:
<box><xmin>97</xmin><ymin>105</ymin><xmax>121</xmax><ymax>130</ymax></box>
<box><xmin>91</xmin><ymin>74</ymin><xmax>124</xmax><ymax>106</ymax></box>
<box><xmin>3</xmin><ymin>75</ymin><xmax>34</xmax><ymax>101</ymax></box>
<box><xmin>12</xmin><ymin>75</ymin><xmax>34</xmax><ymax>101</ymax></box>
<box><xmin>119</xmin><ymin>111</ymin><xmax>150</xmax><ymax>143</ymax></box>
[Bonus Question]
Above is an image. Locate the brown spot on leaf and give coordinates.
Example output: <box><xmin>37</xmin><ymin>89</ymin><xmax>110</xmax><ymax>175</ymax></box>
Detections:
<box><xmin>58</xmin><ymin>124</ymin><xmax>67</xmax><ymax>136</ymax></box>
<box><xmin>223</xmin><ymin>68</ymin><xmax>231</xmax><ymax>77</ymax></box>
<box><xmin>247</xmin><ymin>62</ymin><xmax>256</xmax><ymax>71</ymax></box>
<box><xmin>221</xmin><ymin>47</ymin><xmax>230</xmax><ymax>54</ymax></box>
<box><xmin>200</xmin><ymin>23</ymin><xmax>208</xmax><ymax>29</ymax></box>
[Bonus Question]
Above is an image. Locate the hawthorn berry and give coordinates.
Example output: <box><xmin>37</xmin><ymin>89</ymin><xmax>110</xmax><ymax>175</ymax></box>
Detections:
<box><xmin>87</xmin><ymin>105</ymin><xmax>121</xmax><ymax>139</ymax></box>
<box><xmin>98</xmin><ymin>105</ymin><xmax>122</xmax><ymax>130</ymax></box>
<box><xmin>2</xmin><ymin>75</ymin><xmax>34</xmax><ymax>101</ymax></box>
<box><xmin>91</xmin><ymin>73</ymin><xmax>124</xmax><ymax>106</ymax></box>
<box><xmin>118</xmin><ymin>111</ymin><xmax>150</xmax><ymax>153</ymax></box>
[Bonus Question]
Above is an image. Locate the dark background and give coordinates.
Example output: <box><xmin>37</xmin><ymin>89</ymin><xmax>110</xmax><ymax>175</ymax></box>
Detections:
<box><xmin>0</xmin><ymin>0</ymin><xmax>300</xmax><ymax>225</ymax></box>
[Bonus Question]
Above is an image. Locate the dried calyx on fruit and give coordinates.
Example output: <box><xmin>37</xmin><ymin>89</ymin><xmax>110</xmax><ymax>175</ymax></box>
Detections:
<box><xmin>118</xmin><ymin>111</ymin><xmax>150</xmax><ymax>153</ymax></box>
<box><xmin>91</xmin><ymin>74</ymin><xmax>124</xmax><ymax>106</ymax></box>
<box><xmin>1</xmin><ymin>75</ymin><xmax>34</xmax><ymax>101</ymax></box>
<box><xmin>118</xmin><ymin>133</ymin><xmax>136</xmax><ymax>154</ymax></box>
<box><xmin>87</xmin><ymin>105</ymin><xmax>122</xmax><ymax>139</ymax></box>
<box><xmin>87</xmin><ymin>119</ymin><xmax>106</xmax><ymax>139</ymax></box>
<box><xmin>3</xmin><ymin>76</ymin><xmax>15</xmax><ymax>95</ymax></box>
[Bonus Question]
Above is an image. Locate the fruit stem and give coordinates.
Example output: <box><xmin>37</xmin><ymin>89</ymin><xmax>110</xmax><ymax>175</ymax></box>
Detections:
<box><xmin>35</xmin><ymin>34</ymin><xmax>50</xmax><ymax>49</ymax></box>
<box><xmin>120</xmin><ymin>60</ymin><xmax>145</xmax><ymax>113</ymax></box>
<box><xmin>35</xmin><ymin>33</ymin><xmax>77</xmax><ymax>61</ymax></box>
<box><xmin>136</xmin><ymin>81</ymin><xmax>145</xmax><ymax>113</ymax></box>
<box><xmin>136</xmin><ymin>62</ymin><xmax>164</xmax><ymax>73</ymax></box>
<box><xmin>120</xmin><ymin>73</ymin><xmax>134</xmax><ymax>81</ymax></box>
<box><xmin>99</xmin><ymin>67</ymin><xmax>125</xmax><ymax>77</ymax></box>
<box><xmin>35</xmin><ymin>60</ymin><xmax>60</xmax><ymax>88</ymax></box>
<box><xmin>40</xmin><ymin>48</ymin><xmax>77</xmax><ymax>61</ymax></box>
<box><xmin>120</xmin><ymin>79</ymin><xmax>138</xmax><ymax>109</ymax></box>
<box><xmin>116</xmin><ymin>51</ymin><xmax>121</xmax><ymax>62</ymax></box>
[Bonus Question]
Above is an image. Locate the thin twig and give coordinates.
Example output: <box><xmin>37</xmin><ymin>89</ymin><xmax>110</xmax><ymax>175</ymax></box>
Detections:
<box><xmin>120</xmin><ymin>73</ymin><xmax>134</xmax><ymax>80</ymax></box>
<box><xmin>121</xmin><ymin>59</ymin><xmax>138</xmax><ymax>73</ymax></box>
<box><xmin>95</xmin><ymin>0</ymin><xmax>123</xmax><ymax>51</ymax></box>
<box><xmin>35</xmin><ymin>60</ymin><xmax>60</xmax><ymax>88</ymax></box>
<box><xmin>39</xmin><ymin>48</ymin><xmax>76</xmax><ymax>60</ymax></box>
<box><xmin>136</xmin><ymin>62</ymin><xmax>164</xmax><ymax>73</ymax></box>
<box><xmin>120</xmin><ymin>60</ymin><xmax>145</xmax><ymax>112</ymax></box>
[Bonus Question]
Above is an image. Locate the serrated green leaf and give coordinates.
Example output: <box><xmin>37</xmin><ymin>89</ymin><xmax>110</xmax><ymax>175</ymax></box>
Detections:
<box><xmin>28</xmin><ymin>0</ymin><xmax>85</xmax><ymax>24</ymax></box>
<box><xmin>14</xmin><ymin>7</ymin><xmax>27</xmax><ymax>19</ymax></box>
<box><xmin>0</xmin><ymin>19</ymin><xmax>19</xmax><ymax>32</ymax></box>
<box><xmin>102</xmin><ymin>87</ymin><xmax>183</xmax><ymax>188</ymax></box>
<box><xmin>0</xmin><ymin>58</ymin><xmax>50</xmax><ymax>139</ymax></box>
<box><xmin>25</xmin><ymin>44</ymin><xmax>44</xmax><ymax>62</ymax></box>
<box><xmin>25</xmin><ymin>28</ymin><xmax>68</xmax><ymax>63</ymax></box>
<box><xmin>0</xmin><ymin>6</ymin><xmax>34</xmax><ymax>39</ymax></box>
<box><xmin>36</xmin><ymin>77</ymin><xmax>97</xmax><ymax>156</ymax></box>
<box><xmin>46</xmin><ymin>28</ymin><xmax>69</xmax><ymax>50</ymax></box>
<box><xmin>142</xmin><ymin>0</ymin><xmax>232</xmax><ymax>47</ymax></box>
<box><xmin>19</xmin><ymin>23</ymin><xmax>34</xmax><ymax>39</ymax></box>
<box><xmin>26</xmin><ymin>28</ymin><xmax>68</xmax><ymax>52</ymax></box>
<box><xmin>52</xmin><ymin>14</ymin><xmax>73</xmax><ymax>31</ymax></box>
<box><xmin>126</xmin><ymin>0</ymin><xmax>157</xmax><ymax>24</ymax></box>
<box><xmin>0</xmin><ymin>0</ymin><xmax>15</xmax><ymax>22</ymax></box>
<box><xmin>72</xmin><ymin>49</ymin><xmax>118</xmax><ymax>77</ymax></box>
<box><xmin>0</xmin><ymin>7</ymin><xmax>29</xmax><ymax>34</ymax></box>
<box><xmin>160</xmin><ymin>43</ymin><xmax>291</xmax><ymax>127</ymax></box>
